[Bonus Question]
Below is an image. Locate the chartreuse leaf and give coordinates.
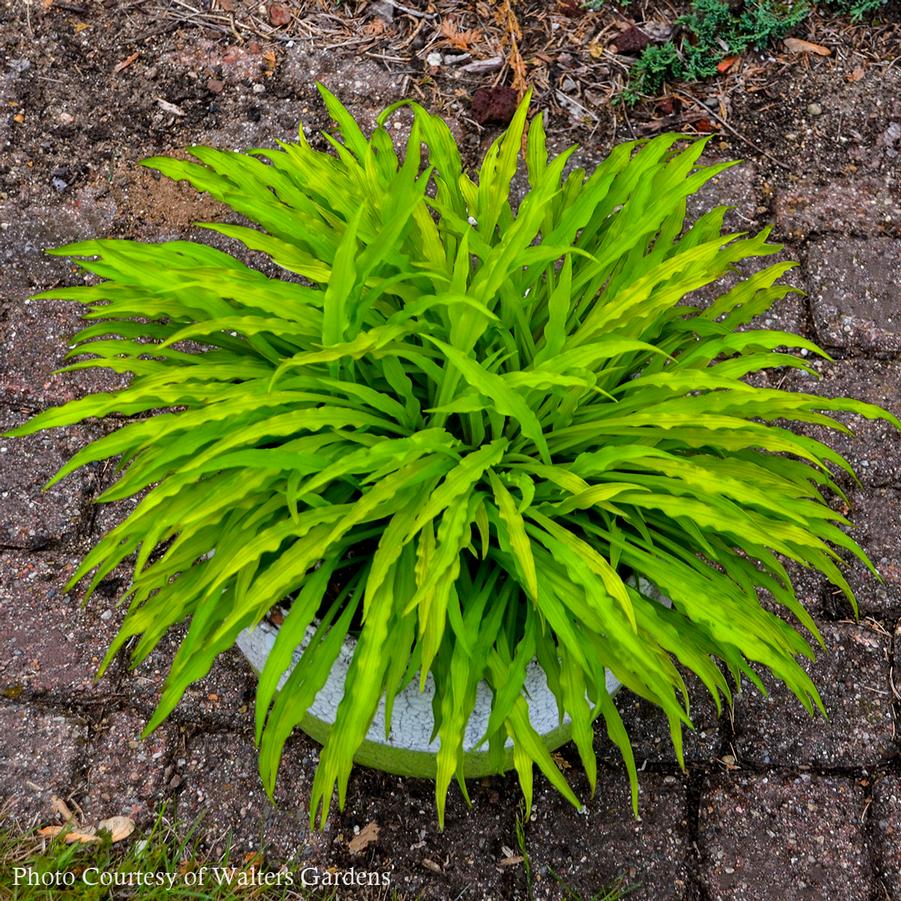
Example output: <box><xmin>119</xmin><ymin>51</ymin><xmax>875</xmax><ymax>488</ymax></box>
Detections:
<box><xmin>5</xmin><ymin>87</ymin><xmax>897</xmax><ymax>833</ymax></box>
<box><xmin>487</xmin><ymin>470</ymin><xmax>538</xmax><ymax>600</ymax></box>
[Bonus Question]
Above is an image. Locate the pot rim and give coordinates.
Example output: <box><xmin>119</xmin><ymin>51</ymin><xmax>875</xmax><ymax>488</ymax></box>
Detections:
<box><xmin>235</xmin><ymin>576</ymin><xmax>668</xmax><ymax>777</ymax></box>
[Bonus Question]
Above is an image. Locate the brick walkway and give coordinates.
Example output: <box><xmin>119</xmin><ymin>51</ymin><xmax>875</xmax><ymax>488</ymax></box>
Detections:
<box><xmin>1</xmin><ymin>37</ymin><xmax>900</xmax><ymax>901</ymax></box>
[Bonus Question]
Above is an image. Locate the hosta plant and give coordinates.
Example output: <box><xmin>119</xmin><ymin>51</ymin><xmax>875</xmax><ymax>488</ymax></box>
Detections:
<box><xmin>9</xmin><ymin>86</ymin><xmax>897</xmax><ymax>829</ymax></box>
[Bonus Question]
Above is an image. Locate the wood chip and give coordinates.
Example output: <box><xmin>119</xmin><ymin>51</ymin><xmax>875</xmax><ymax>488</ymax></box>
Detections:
<box><xmin>783</xmin><ymin>37</ymin><xmax>831</xmax><ymax>57</ymax></box>
<box><xmin>498</xmin><ymin>855</ymin><xmax>524</xmax><ymax>867</ymax></box>
<box><xmin>113</xmin><ymin>52</ymin><xmax>140</xmax><ymax>74</ymax></box>
<box><xmin>347</xmin><ymin>821</ymin><xmax>380</xmax><ymax>854</ymax></box>
<box><xmin>156</xmin><ymin>98</ymin><xmax>186</xmax><ymax>117</ymax></box>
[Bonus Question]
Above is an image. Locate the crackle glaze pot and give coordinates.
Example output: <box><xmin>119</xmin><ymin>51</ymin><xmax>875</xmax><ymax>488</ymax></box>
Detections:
<box><xmin>236</xmin><ymin>577</ymin><xmax>668</xmax><ymax>778</ymax></box>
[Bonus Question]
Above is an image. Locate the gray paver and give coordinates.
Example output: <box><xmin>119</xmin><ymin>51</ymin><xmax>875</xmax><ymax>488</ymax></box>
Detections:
<box><xmin>807</xmin><ymin>237</ymin><xmax>901</xmax><ymax>354</ymax></box>
<box><xmin>0</xmin><ymin>551</ymin><xmax>121</xmax><ymax>698</ymax></box>
<box><xmin>788</xmin><ymin>358</ymin><xmax>901</xmax><ymax>488</ymax></box>
<box><xmin>734</xmin><ymin>622</ymin><xmax>895</xmax><ymax>767</ymax></box>
<box><xmin>774</xmin><ymin>176</ymin><xmax>900</xmax><ymax>239</ymax></box>
<box><xmin>0</xmin><ymin>700</ymin><xmax>88</xmax><ymax>821</ymax></box>
<box><xmin>177</xmin><ymin>730</ymin><xmax>330</xmax><ymax>862</ymax></box>
<box><xmin>872</xmin><ymin>775</ymin><xmax>901</xmax><ymax>897</ymax></box>
<box><xmin>840</xmin><ymin>487</ymin><xmax>901</xmax><ymax>618</ymax></box>
<box><xmin>699</xmin><ymin>773</ymin><xmax>873</xmax><ymax>901</ymax></box>
<box><xmin>0</xmin><ymin>409</ymin><xmax>95</xmax><ymax>550</ymax></box>
<box><xmin>79</xmin><ymin>712</ymin><xmax>177</xmax><ymax>825</ymax></box>
<box><xmin>528</xmin><ymin>771</ymin><xmax>690</xmax><ymax>901</ymax></box>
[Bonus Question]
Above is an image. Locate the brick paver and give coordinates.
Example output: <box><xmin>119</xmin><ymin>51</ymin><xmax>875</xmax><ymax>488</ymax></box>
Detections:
<box><xmin>734</xmin><ymin>622</ymin><xmax>895</xmax><ymax>767</ymax></box>
<box><xmin>698</xmin><ymin>774</ymin><xmax>874</xmax><ymax>901</ymax></box>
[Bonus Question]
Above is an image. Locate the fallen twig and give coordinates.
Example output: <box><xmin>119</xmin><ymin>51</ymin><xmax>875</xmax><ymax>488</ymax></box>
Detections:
<box><xmin>674</xmin><ymin>89</ymin><xmax>792</xmax><ymax>171</ymax></box>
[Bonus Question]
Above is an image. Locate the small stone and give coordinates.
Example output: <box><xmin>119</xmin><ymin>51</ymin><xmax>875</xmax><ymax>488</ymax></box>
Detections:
<box><xmin>207</xmin><ymin>78</ymin><xmax>225</xmax><ymax>94</ymax></box>
<box><xmin>267</xmin><ymin>2</ymin><xmax>291</xmax><ymax>26</ymax></box>
<box><xmin>471</xmin><ymin>85</ymin><xmax>518</xmax><ymax>127</ymax></box>
<box><xmin>614</xmin><ymin>25</ymin><xmax>650</xmax><ymax>54</ymax></box>
<box><xmin>807</xmin><ymin>102</ymin><xmax>823</xmax><ymax>116</ymax></box>
<box><xmin>426</xmin><ymin>51</ymin><xmax>442</xmax><ymax>67</ymax></box>
<box><xmin>58</xmin><ymin>112</ymin><xmax>74</xmax><ymax>125</ymax></box>
<box><xmin>252</xmin><ymin>83</ymin><xmax>265</xmax><ymax>93</ymax></box>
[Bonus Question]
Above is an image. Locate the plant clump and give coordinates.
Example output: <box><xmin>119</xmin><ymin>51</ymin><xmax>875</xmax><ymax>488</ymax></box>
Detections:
<box><xmin>7</xmin><ymin>86</ymin><xmax>897</xmax><ymax>828</ymax></box>
<box><xmin>615</xmin><ymin>0</ymin><xmax>889</xmax><ymax>102</ymax></box>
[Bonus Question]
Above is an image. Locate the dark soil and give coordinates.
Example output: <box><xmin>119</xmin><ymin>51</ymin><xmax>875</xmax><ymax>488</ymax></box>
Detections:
<box><xmin>1</xmin><ymin>1</ymin><xmax>900</xmax><ymax>899</ymax></box>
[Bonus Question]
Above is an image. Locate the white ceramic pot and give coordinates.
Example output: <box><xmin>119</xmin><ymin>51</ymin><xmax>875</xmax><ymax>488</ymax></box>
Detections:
<box><xmin>236</xmin><ymin>577</ymin><xmax>668</xmax><ymax>778</ymax></box>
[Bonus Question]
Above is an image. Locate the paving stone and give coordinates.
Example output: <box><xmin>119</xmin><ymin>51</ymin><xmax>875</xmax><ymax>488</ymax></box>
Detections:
<box><xmin>0</xmin><ymin>184</ymin><xmax>118</xmax><ymax>294</ymax></box>
<box><xmin>835</xmin><ymin>487</ymin><xmax>901</xmax><ymax>618</ymax></box>
<box><xmin>872</xmin><ymin>775</ymin><xmax>901</xmax><ymax>896</ymax></box>
<box><xmin>774</xmin><ymin>176</ymin><xmax>900</xmax><ymax>240</ymax></box>
<box><xmin>696</xmin><ymin>173</ymin><xmax>804</xmax><ymax>337</ymax></box>
<box><xmin>328</xmin><ymin>765</ymin><xmax>525</xmax><ymax>901</ymax></box>
<box><xmin>79</xmin><ymin>711</ymin><xmax>177</xmax><ymax>825</ymax></box>
<box><xmin>687</xmin><ymin>159</ymin><xmax>761</xmax><ymax>230</ymax></box>
<box><xmin>734</xmin><ymin>622</ymin><xmax>894</xmax><ymax>767</ymax></box>
<box><xmin>177</xmin><ymin>730</ymin><xmax>331</xmax><ymax>861</ymax></box>
<box><xmin>345</xmin><ymin>768</ymin><xmax>686</xmax><ymax>901</ymax></box>
<box><xmin>685</xmin><ymin>245</ymin><xmax>809</xmax><ymax>338</ymax></box>
<box><xmin>0</xmin><ymin>700</ymin><xmax>88</xmax><ymax>821</ymax></box>
<box><xmin>0</xmin><ymin>409</ymin><xmax>97</xmax><ymax>550</ymax></box>
<box><xmin>761</xmin><ymin>560</ymin><xmax>830</xmax><ymax>621</ymax></box>
<box><xmin>598</xmin><ymin>674</ymin><xmax>722</xmax><ymax>768</ymax></box>
<box><xmin>744</xmin><ymin>289</ymin><xmax>808</xmax><ymax>337</ymax></box>
<box><xmin>0</xmin><ymin>185</ymin><xmax>126</xmax><ymax>408</ymax></box>
<box><xmin>698</xmin><ymin>773</ymin><xmax>873</xmax><ymax>900</ymax></box>
<box><xmin>331</xmin><ymin>767</ymin><xmax>686</xmax><ymax>901</ymax></box>
<box><xmin>896</xmin><ymin>616</ymin><xmax>901</xmax><ymax>689</ymax></box>
<box><xmin>125</xmin><ymin>634</ymin><xmax>258</xmax><ymax>732</ymax></box>
<box><xmin>90</xmin><ymin>486</ymin><xmax>145</xmax><ymax>540</ymax></box>
<box><xmin>0</xmin><ymin>298</ymin><xmax>127</xmax><ymax>408</ymax></box>
<box><xmin>806</xmin><ymin>237</ymin><xmax>901</xmax><ymax>354</ymax></box>
<box><xmin>787</xmin><ymin>358</ymin><xmax>901</xmax><ymax>489</ymax></box>
<box><xmin>0</xmin><ymin>551</ymin><xmax>122</xmax><ymax>699</ymax></box>
<box><xmin>527</xmin><ymin>771</ymin><xmax>690</xmax><ymax>901</ymax></box>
